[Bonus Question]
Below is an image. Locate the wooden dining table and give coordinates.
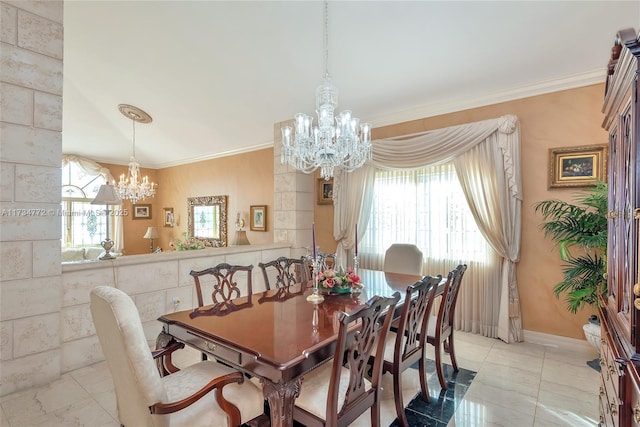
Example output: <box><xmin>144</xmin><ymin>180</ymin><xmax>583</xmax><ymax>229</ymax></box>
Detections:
<box><xmin>156</xmin><ymin>269</ymin><xmax>428</xmax><ymax>427</ymax></box>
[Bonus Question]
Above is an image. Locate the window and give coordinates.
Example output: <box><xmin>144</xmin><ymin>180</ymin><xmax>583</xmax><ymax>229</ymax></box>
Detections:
<box><xmin>361</xmin><ymin>163</ymin><xmax>489</xmax><ymax>264</ymax></box>
<box><xmin>61</xmin><ymin>161</ymin><xmax>113</xmax><ymax>248</ymax></box>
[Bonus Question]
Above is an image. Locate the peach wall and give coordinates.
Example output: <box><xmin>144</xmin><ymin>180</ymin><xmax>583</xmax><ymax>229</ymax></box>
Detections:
<box><xmin>102</xmin><ymin>149</ymin><xmax>274</xmax><ymax>255</ymax></box>
<box><xmin>154</xmin><ymin>148</ymin><xmax>274</xmax><ymax>252</ymax></box>
<box><xmin>357</xmin><ymin>84</ymin><xmax>608</xmax><ymax>340</ymax></box>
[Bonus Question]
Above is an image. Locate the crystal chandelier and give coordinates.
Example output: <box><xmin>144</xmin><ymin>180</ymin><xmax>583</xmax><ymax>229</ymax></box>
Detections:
<box><xmin>115</xmin><ymin>104</ymin><xmax>156</xmax><ymax>204</ymax></box>
<box><xmin>281</xmin><ymin>1</ymin><xmax>372</xmax><ymax>181</ymax></box>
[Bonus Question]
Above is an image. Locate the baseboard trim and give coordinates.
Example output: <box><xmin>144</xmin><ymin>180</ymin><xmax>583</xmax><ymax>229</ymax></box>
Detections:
<box><xmin>523</xmin><ymin>329</ymin><xmax>593</xmax><ymax>351</ymax></box>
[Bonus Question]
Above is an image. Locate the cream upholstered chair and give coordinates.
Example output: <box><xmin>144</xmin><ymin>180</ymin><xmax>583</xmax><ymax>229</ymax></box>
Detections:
<box><xmin>383</xmin><ymin>244</ymin><xmax>423</xmax><ymax>275</ymax></box>
<box><xmin>90</xmin><ymin>286</ymin><xmax>265</xmax><ymax>427</ymax></box>
<box><xmin>376</xmin><ymin>275</ymin><xmax>442</xmax><ymax>427</ymax></box>
<box><xmin>427</xmin><ymin>264</ymin><xmax>468</xmax><ymax>389</ymax></box>
<box><xmin>293</xmin><ymin>293</ymin><xmax>400</xmax><ymax>427</ymax></box>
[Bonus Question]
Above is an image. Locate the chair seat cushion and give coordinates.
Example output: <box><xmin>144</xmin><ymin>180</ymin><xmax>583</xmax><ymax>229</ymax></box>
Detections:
<box><xmin>295</xmin><ymin>360</ymin><xmax>371</xmax><ymax>420</ymax></box>
<box><xmin>161</xmin><ymin>361</ymin><xmax>264</xmax><ymax>427</ymax></box>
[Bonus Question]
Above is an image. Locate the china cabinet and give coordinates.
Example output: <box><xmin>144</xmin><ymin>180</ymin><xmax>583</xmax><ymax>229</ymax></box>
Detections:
<box><xmin>599</xmin><ymin>27</ymin><xmax>640</xmax><ymax>427</ymax></box>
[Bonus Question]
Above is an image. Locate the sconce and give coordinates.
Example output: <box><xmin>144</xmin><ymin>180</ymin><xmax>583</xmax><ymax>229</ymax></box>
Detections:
<box><xmin>234</xmin><ymin>212</ymin><xmax>250</xmax><ymax>245</ymax></box>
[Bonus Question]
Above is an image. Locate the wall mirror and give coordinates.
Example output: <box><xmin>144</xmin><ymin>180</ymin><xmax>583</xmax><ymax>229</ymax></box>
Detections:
<box><xmin>187</xmin><ymin>195</ymin><xmax>228</xmax><ymax>247</ymax></box>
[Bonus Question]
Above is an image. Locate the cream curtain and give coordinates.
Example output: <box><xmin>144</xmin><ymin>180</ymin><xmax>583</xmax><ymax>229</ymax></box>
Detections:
<box><xmin>333</xmin><ymin>115</ymin><xmax>522</xmax><ymax>342</ymax></box>
<box><xmin>62</xmin><ymin>155</ymin><xmax>124</xmax><ymax>253</ymax></box>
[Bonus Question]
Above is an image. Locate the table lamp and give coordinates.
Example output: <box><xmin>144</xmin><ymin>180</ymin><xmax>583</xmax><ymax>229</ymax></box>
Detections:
<box><xmin>144</xmin><ymin>226</ymin><xmax>159</xmax><ymax>252</ymax></box>
<box><xmin>90</xmin><ymin>184</ymin><xmax>121</xmax><ymax>260</ymax></box>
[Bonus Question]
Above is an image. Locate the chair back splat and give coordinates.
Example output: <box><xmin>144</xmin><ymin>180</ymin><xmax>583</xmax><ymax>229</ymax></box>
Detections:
<box><xmin>293</xmin><ymin>292</ymin><xmax>400</xmax><ymax>427</ymax></box>
<box><xmin>428</xmin><ymin>263</ymin><xmax>468</xmax><ymax>390</ymax></box>
<box><xmin>258</xmin><ymin>256</ymin><xmax>309</xmax><ymax>290</ymax></box>
<box><xmin>190</xmin><ymin>263</ymin><xmax>253</xmax><ymax>307</ymax></box>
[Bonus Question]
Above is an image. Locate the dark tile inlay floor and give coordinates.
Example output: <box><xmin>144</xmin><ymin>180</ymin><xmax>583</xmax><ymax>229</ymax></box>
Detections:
<box><xmin>388</xmin><ymin>360</ymin><xmax>476</xmax><ymax>427</ymax></box>
<box><xmin>289</xmin><ymin>359</ymin><xmax>476</xmax><ymax>426</ymax></box>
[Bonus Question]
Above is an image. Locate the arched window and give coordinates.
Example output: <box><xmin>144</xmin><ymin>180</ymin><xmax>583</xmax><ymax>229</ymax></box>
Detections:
<box><xmin>61</xmin><ymin>156</ymin><xmax>122</xmax><ymax>250</ymax></box>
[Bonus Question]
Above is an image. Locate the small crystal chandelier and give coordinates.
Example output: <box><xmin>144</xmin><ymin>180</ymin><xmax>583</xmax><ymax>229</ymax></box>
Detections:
<box><xmin>115</xmin><ymin>104</ymin><xmax>156</xmax><ymax>204</ymax></box>
<box><xmin>281</xmin><ymin>1</ymin><xmax>372</xmax><ymax>181</ymax></box>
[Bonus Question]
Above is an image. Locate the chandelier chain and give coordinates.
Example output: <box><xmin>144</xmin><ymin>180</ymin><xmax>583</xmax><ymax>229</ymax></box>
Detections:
<box><xmin>323</xmin><ymin>0</ymin><xmax>329</xmax><ymax>79</ymax></box>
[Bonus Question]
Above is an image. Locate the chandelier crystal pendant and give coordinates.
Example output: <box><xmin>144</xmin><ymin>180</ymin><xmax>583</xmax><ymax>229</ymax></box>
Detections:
<box><xmin>115</xmin><ymin>104</ymin><xmax>156</xmax><ymax>204</ymax></box>
<box><xmin>281</xmin><ymin>1</ymin><xmax>372</xmax><ymax>181</ymax></box>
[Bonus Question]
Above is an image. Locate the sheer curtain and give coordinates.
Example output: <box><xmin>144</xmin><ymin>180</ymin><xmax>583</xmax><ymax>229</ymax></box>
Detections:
<box><xmin>333</xmin><ymin>115</ymin><xmax>522</xmax><ymax>342</ymax></box>
<box><xmin>61</xmin><ymin>155</ymin><xmax>124</xmax><ymax>252</ymax></box>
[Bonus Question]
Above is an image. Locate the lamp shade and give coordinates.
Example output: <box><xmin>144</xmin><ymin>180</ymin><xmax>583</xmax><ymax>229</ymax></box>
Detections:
<box><xmin>91</xmin><ymin>184</ymin><xmax>121</xmax><ymax>205</ymax></box>
<box><xmin>234</xmin><ymin>230</ymin><xmax>250</xmax><ymax>245</ymax></box>
<box><xmin>143</xmin><ymin>227</ymin><xmax>159</xmax><ymax>239</ymax></box>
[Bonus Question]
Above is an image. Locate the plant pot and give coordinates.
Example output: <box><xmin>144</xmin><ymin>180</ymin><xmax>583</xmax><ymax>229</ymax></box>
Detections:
<box><xmin>583</xmin><ymin>322</ymin><xmax>601</xmax><ymax>352</ymax></box>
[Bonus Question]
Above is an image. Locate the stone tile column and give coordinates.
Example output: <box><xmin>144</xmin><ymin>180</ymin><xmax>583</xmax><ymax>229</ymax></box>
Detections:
<box><xmin>0</xmin><ymin>0</ymin><xmax>63</xmax><ymax>396</ymax></box>
<box><xmin>273</xmin><ymin>120</ymin><xmax>314</xmax><ymax>259</ymax></box>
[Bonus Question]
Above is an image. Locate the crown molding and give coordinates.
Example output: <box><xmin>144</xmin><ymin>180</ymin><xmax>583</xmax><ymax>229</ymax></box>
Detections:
<box><xmin>367</xmin><ymin>68</ymin><xmax>607</xmax><ymax>128</ymax></box>
<box><xmin>103</xmin><ymin>68</ymin><xmax>607</xmax><ymax>169</ymax></box>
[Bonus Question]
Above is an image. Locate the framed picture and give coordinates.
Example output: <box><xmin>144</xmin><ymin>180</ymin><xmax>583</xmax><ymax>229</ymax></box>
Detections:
<box><xmin>250</xmin><ymin>205</ymin><xmax>267</xmax><ymax>231</ymax></box>
<box><xmin>317</xmin><ymin>178</ymin><xmax>334</xmax><ymax>205</ymax></box>
<box><xmin>132</xmin><ymin>204</ymin><xmax>152</xmax><ymax>220</ymax></box>
<box><xmin>548</xmin><ymin>145</ymin><xmax>607</xmax><ymax>189</ymax></box>
<box><xmin>163</xmin><ymin>207</ymin><xmax>174</xmax><ymax>227</ymax></box>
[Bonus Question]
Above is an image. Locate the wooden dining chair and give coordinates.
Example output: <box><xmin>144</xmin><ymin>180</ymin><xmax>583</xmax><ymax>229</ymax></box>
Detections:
<box><xmin>190</xmin><ymin>263</ymin><xmax>254</xmax><ymax>360</ymax></box>
<box><xmin>427</xmin><ymin>263</ymin><xmax>467</xmax><ymax>389</ymax></box>
<box><xmin>292</xmin><ymin>292</ymin><xmax>401</xmax><ymax>427</ymax></box>
<box><xmin>258</xmin><ymin>256</ymin><xmax>309</xmax><ymax>290</ymax></box>
<box><xmin>383</xmin><ymin>243</ymin><xmax>423</xmax><ymax>275</ymax></box>
<box><xmin>90</xmin><ymin>286</ymin><xmax>266</xmax><ymax>427</ymax></box>
<box><xmin>374</xmin><ymin>274</ymin><xmax>442</xmax><ymax>427</ymax></box>
<box><xmin>190</xmin><ymin>263</ymin><xmax>253</xmax><ymax>308</ymax></box>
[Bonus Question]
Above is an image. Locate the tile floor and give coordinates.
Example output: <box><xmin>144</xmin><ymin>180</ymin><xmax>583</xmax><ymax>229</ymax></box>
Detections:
<box><xmin>0</xmin><ymin>331</ymin><xmax>600</xmax><ymax>426</ymax></box>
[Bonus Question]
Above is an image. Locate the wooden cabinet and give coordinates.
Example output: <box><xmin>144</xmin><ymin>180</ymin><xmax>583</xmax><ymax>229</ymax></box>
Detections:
<box><xmin>599</xmin><ymin>28</ymin><xmax>640</xmax><ymax>427</ymax></box>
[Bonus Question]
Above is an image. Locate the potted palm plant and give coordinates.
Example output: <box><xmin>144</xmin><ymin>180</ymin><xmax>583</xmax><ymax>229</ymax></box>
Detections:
<box><xmin>535</xmin><ymin>181</ymin><xmax>608</xmax><ymax>354</ymax></box>
<box><xmin>535</xmin><ymin>181</ymin><xmax>608</xmax><ymax>312</ymax></box>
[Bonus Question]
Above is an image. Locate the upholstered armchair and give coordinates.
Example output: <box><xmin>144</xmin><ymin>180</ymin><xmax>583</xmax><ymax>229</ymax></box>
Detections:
<box><xmin>90</xmin><ymin>286</ymin><xmax>265</xmax><ymax>427</ymax></box>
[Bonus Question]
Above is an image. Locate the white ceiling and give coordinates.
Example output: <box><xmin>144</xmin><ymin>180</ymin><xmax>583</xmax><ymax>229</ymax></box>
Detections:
<box><xmin>62</xmin><ymin>1</ymin><xmax>639</xmax><ymax>169</ymax></box>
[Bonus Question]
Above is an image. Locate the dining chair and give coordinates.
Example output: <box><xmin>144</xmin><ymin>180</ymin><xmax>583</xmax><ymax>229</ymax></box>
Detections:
<box><xmin>190</xmin><ymin>263</ymin><xmax>254</xmax><ymax>360</ymax></box>
<box><xmin>258</xmin><ymin>256</ymin><xmax>309</xmax><ymax>290</ymax></box>
<box><xmin>383</xmin><ymin>243</ymin><xmax>423</xmax><ymax>275</ymax></box>
<box><xmin>375</xmin><ymin>274</ymin><xmax>442</xmax><ymax>427</ymax></box>
<box><xmin>89</xmin><ymin>285</ymin><xmax>266</xmax><ymax>427</ymax></box>
<box><xmin>190</xmin><ymin>263</ymin><xmax>253</xmax><ymax>308</ymax></box>
<box><xmin>316</xmin><ymin>250</ymin><xmax>337</xmax><ymax>271</ymax></box>
<box><xmin>293</xmin><ymin>292</ymin><xmax>401</xmax><ymax>427</ymax></box>
<box><xmin>427</xmin><ymin>263</ymin><xmax>468</xmax><ymax>389</ymax></box>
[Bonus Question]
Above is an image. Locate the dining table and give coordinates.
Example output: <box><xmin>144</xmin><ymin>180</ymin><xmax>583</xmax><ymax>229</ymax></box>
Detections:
<box><xmin>156</xmin><ymin>269</ymin><xmax>435</xmax><ymax>427</ymax></box>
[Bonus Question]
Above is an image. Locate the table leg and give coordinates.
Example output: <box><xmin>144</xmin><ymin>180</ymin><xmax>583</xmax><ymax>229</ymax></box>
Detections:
<box><xmin>261</xmin><ymin>378</ymin><xmax>301</xmax><ymax>427</ymax></box>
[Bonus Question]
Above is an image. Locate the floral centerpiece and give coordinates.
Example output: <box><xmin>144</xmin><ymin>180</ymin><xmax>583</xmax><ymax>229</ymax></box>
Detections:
<box><xmin>173</xmin><ymin>232</ymin><xmax>205</xmax><ymax>251</ymax></box>
<box><xmin>317</xmin><ymin>266</ymin><xmax>363</xmax><ymax>294</ymax></box>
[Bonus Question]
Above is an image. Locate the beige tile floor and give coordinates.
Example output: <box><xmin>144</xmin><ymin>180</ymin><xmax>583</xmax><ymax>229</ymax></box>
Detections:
<box><xmin>0</xmin><ymin>331</ymin><xmax>599</xmax><ymax>426</ymax></box>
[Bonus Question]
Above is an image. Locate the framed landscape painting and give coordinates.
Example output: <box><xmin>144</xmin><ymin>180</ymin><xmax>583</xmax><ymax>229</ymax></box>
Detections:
<box><xmin>250</xmin><ymin>205</ymin><xmax>267</xmax><ymax>231</ymax></box>
<box><xmin>548</xmin><ymin>145</ymin><xmax>607</xmax><ymax>188</ymax></box>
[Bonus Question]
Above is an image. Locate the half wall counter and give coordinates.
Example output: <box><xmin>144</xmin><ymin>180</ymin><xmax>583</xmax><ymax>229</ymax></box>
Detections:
<box><xmin>61</xmin><ymin>243</ymin><xmax>292</xmax><ymax>373</ymax></box>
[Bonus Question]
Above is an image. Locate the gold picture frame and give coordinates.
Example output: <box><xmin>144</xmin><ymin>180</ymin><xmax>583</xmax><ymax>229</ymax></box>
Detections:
<box><xmin>548</xmin><ymin>145</ymin><xmax>607</xmax><ymax>189</ymax></box>
<box><xmin>163</xmin><ymin>207</ymin><xmax>174</xmax><ymax>227</ymax></box>
<box><xmin>250</xmin><ymin>205</ymin><xmax>267</xmax><ymax>231</ymax></box>
<box><xmin>317</xmin><ymin>178</ymin><xmax>334</xmax><ymax>205</ymax></box>
<box><xmin>133</xmin><ymin>204</ymin><xmax>152</xmax><ymax>219</ymax></box>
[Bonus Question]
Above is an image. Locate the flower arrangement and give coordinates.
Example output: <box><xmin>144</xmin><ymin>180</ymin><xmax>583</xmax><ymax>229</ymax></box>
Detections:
<box><xmin>173</xmin><ymin>232</ymin><xmax>205</xmax><ymax>251</ymax></box>
<box><xmin>317</xmin><ymin>266</ymin><xmax>363</xmax><ymax>294</ymax></box>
